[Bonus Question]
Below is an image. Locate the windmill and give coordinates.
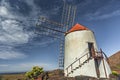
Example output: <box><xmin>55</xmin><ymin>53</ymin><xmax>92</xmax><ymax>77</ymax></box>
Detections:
<box><xmin>35</xmin><ymin>0</ymin><xmax>111</xmax><ymax>79</ymax></box>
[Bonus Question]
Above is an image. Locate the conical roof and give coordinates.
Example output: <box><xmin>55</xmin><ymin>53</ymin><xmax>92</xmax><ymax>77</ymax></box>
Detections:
<box><xmin>68</xmin><ymin>23</ymin><xmax>88</xmax><ymax>33</ymax></box>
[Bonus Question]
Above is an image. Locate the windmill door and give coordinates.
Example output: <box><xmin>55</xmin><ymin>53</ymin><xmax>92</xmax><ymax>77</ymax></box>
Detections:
<box><xmin>88</xmin><ymin>42</ymin><xmax>95</xmax><ymax>58</ymax></box>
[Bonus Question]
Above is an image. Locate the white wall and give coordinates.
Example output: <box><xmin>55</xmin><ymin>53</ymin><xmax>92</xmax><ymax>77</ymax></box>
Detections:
<box><xmin>64</xmin><ymin>30</ymin><xmax>98</xmax><ymax>77</ymax></box>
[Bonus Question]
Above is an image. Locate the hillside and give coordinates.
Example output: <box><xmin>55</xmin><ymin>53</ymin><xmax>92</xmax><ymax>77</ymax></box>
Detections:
<box><xmin>109</xmin><ymin>51</ymin><xmax>120</xmax><ymax>72</ymax></box>
<box><xmin>0</xmin><ymin>73</ymin><xmax>25</xmax><ymax>80</ymax></box>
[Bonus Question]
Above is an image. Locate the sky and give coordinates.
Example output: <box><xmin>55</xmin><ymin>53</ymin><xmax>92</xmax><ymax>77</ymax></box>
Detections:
<box><xmin>0</xmin><ymin>0</ymin><xmax>120</xmax><ymax>73</ymax></box>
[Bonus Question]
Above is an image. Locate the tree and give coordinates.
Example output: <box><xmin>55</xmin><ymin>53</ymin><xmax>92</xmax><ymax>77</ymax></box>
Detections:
<box><xmin>25</xmin><ymin>66</ymin><xmax>44</xmax><ymax>80</ymax></box>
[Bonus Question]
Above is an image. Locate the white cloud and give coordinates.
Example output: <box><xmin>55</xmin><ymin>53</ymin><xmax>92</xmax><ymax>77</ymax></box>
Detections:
<box><xmin>0</xmin><ymin>0</ymin><xmax>60</xmax><ymax>72</ymax></box>
<box><xmin>2</xmin><ymin>20</ymin><xmax>23</xmax><ymax>32</ymax></box>
<box><xmin>24</xmin><ymin>0</ymin><xmax>42</xmax><ymax>18</ymax></box>
<box><xmin>0</xmin><ymin>0</ymin><xmax>58</xmax><ymax>61</ymax></box>
<box><xmin>84</xmin><ymin>0</ymin><xmax>120</xmax><ymax>21</ymax></box>
<box><xmin>20</xmin><ymin>63</ymin><xmax>51</xmax><ymax>68</ymax></box>
<box><xmin>86</xmin><ymin>10</ymin><xmax>120</xmax><ymax>20</ymax></box>
<box><xmin>0</xmin><ymin>64</ymin><xmax>8</xmax><ymax>67</ymax></box>
<box><xmin>0</xmin><ymin>1</ymin><xmax>30</xmax><ymax>46</ymax></box>
<box><xmin>0</xmin><ymin>62</ymin><xmax>57</xmax><ymax>73</ymax></box>
<box><xmin>0</xmin><ymin>6</ymin><xmax>8</xmax><ymax>16</ymax></box>
<box><xmin>99</xmin><ymin>10</ymin><xmax>120</xmax><ymax>19</ymax></box>
<box><xmin>25</xmin><ymin>0</ymin><xmax>36</xmax><ymax>10</ymax></box>
<box><xmin>0</xmin><ymin>1</ymin><xmax>14</xmax><ymax>18</ymax></box>
<box><xmin>0</xmin><ymin>19</ymin><xmax>30</xmax><ymax>45</ymax></box>
<box><xmin>0</xmin><ymin>50</ymin><xmax>27</xmax><ymax>59</ymax></box>
<box><xmin>18</xmin><ymin>62</ymin><xmax>57</xmax><ymax>71</ymax></box>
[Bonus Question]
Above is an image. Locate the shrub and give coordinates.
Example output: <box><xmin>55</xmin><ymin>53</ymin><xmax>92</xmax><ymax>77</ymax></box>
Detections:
<box><xmin>112</xmin><ymin>71</ymin><xmax>119</xmax><ymax>76</ymax></box>
<box><xmin>25</xmin><ymin>66</ymin><xmax>44</xmax><ymax>80</ymax></box>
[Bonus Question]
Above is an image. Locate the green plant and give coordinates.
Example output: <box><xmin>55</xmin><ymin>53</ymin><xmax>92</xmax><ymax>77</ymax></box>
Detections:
<box><xmin>112</xmin><ymin>71</ymin><xmax>119</xmax><ymax>76</ymax></box>
<box><xmin>25</xmin><ymin>66</ymin><xmax>44</xmax><ymax>80</ymax></box>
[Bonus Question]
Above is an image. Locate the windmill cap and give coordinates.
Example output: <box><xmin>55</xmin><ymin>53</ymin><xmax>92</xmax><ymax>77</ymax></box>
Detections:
<box><xmin>68</xmin><ymin>23</ymin><xmax>89</xmax><ymax>33</ymax></box>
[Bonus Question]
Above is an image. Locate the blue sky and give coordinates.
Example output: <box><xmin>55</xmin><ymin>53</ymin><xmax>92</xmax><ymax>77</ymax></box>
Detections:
<box><xmin>0</xmin><ymin>0</ymin><xmax>120</xmax><ymax>73</ymax></box>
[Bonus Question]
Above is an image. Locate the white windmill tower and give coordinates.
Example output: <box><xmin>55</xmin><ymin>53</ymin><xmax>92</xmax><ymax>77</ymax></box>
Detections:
<box><xmin>64</xmin><ymin>23</ymin><xmax>111</xmax><ymax>79</ymax></box>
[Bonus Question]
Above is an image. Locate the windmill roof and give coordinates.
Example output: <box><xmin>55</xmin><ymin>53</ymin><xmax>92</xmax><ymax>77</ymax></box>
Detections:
<box><xmin>68</xmin><ymin>23</ymin><xmax>89</xmax><ymax>33</ymax></box>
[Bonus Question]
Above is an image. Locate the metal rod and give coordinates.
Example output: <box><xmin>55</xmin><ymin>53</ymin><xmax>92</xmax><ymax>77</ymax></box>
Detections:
<box><xmin>66</xmin><ymin>52</ymin><xmax>89</xmax><ymax>70</ymax></box>
<box><xmin>59</xmin><ymin>40</ymin><xmax>64</xmax><ymax>68</ymax></box>
<box><xmin>61</xmin><ymin>0</ymin><xmax>66</xmax><ymax>26</ymax></box>
<box><xmin>101</xmin><ymin>49</ymin><xmax>108</xmax><ymax>78</ymax></box>
<box><xmin>72</xmin><ymin>6</ymin><xmax>77</xmax><ymax>27</ymax></box>
<box><xmin>35</xmin><ymin>31</ymin><xmax>63</xmax><ymax>40</ymax></box>
<box><xmin>36</xmin><ymin>24</ymin><xmax>65</xmax><ymax>33</ymax></box>
<box><xmin>69</xmin><ymin>6</ymin><xmax>74</xmax><ymax>28</ymax></box>
<box><xmin>39</xmin><ymin>16</ymin><xmax>64</xmax><ymax>27</ymax></box>
<box><xmin>102</xmin><ymin>58</ymin><xmax>108</xmax><ymax>78</ymax></box>
<box><xmin>66</xmin><ymin>5</ymin><xmax>71</xmax><ymax>31</ymax></box>
<box><xmin>63</xmin><ymin>4</ymin><xmax>69</xmax><ymax>28</ymax></box>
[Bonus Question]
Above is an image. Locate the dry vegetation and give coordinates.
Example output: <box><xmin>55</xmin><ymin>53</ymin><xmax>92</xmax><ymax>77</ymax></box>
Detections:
<box><xmin>109</xmin><ymin>51</ymin><xmax>120</xmax><ymax>72</ymax></box>
<box><xmin>0</xmin><ymin>69</ymin><xmax>119</xmax><ymax>80</ymax></box>
<box><xmin>0</xmin><ymin>73</ymin><xmax>25</xmax><ymax>80</ymax></box>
